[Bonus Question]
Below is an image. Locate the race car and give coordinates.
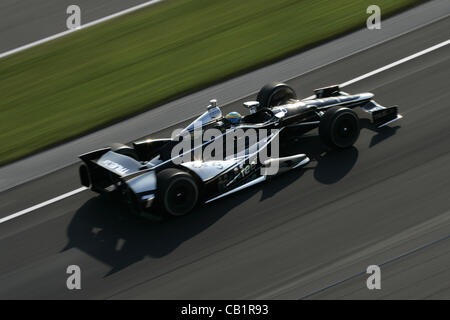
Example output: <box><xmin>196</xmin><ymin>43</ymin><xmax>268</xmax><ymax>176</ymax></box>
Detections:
<box><xmin>78</xmin><ymin>82</ymin><xmax>402</xmax><ymax>217</ymax></box>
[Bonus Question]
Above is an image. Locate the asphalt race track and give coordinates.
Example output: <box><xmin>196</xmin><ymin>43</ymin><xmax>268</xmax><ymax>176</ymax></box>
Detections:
<box><xmin>0</xmin><ymin>5</ymin><xmax>449</xmax><ymax>299</ymax></box>
<box><xmin>0</xmin><ymin>0</ymin><xmax>156</xmax><ymax>53</ymax></box>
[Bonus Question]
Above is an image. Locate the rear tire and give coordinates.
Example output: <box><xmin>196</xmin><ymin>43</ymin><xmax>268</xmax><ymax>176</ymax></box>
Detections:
<box><xmin>157</xmin><ymin>169</ymin><xmax>199</xmax><ymax>216</ymax></box>
<box><xmin>319</xmin><ymin>107</ymin><xmax>360</xmax><ymax>149</ymax></box>
<box><xmin>257</xmin><ymin>82</ymin><xmax>297</xmax><ymax>109</ymax></box>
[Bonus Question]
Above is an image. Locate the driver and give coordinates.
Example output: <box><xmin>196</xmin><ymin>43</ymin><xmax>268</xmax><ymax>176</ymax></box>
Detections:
<box><xmin>224</xmin><ymin>111</ymin><xmax>242</xmax><ymax>126</ymax></box>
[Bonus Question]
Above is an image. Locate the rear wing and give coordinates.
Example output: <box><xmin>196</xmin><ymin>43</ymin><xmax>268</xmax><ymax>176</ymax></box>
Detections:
<box><xmin>79</xmin><ymin>149</ymin><xmax>143</xmax><ymax>191</ymax></box>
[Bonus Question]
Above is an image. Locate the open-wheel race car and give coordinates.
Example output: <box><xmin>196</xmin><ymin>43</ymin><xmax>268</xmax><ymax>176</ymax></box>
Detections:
<box><xmin>79</xmin><ymin>82</ymin><xmax>402</xmax><ymax>218</ymax></box>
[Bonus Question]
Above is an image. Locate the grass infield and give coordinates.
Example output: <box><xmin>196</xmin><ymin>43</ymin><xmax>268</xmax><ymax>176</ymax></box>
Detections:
<box><xmin>0</xmin><ymin>0</ymin><xmax>424</xmax><ymax>165</ymax></box>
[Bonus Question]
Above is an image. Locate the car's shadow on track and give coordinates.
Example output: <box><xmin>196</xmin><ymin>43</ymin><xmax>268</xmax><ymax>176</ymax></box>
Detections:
<box><xmin>360</xmin><ymin>118</ymin><xmax>401</xmax><ymax>148</ymax></box>
<box><xmin>284</xmin><ymin>133</ymin><xmax>359</xmax><ymax>185</ymax></box>
<box><xmin>64</xmin><ymin>183</ymin><xmax>263</xmax><ymax>276</ymax></box>
<box><xmin>65</xmin><ymin>123</ymin><xmax>399</xmax><ymax>275</ymax></box>
<box><xmin>64</xmin><ymin>148</ymin><xmax>358</xmax><ymax>276</ymax></box>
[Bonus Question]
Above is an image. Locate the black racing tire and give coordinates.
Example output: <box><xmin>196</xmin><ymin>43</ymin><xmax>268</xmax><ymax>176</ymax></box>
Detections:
<box><xmin>157</xmin><ymin>168</ymin><xmax>199</xmax><ymax>217</ymax></box>
<box><xmin>256</xmin><ymin>82</ymin><xmax>297</xmax><ymax>109</ymax></box>
<box><xmin>110</xmin><ymin>143</ymin><xmax>139</xmax><ymax>160</ymax></box>
<box><xmin>319</xmin><ymin>107</ymin><xmax>360</xmax><ymax>149</ymax></box>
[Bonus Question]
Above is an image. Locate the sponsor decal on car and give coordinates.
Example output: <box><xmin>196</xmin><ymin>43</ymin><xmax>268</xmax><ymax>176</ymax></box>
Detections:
<box><xmin>100</xmin><ymin>159</ymin><xmax>130</xmax><ymax>175</ymax></box>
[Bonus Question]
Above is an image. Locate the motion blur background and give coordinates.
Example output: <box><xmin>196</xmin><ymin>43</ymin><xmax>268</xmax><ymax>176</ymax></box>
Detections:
<box><xmin>1</xmin><ymin>0</ymin><xmax>449</xmax><ymax>300</ymax></box>
<box><xmin>0</xmin><ymin>0</ymin><xmax>422</xmax><ymax>165</ymax></box>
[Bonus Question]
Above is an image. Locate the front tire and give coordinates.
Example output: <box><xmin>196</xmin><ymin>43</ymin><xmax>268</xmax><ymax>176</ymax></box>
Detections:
<box><xmin>157</xmin><ymin>169</ymin><xmax>199</xmax><ymax>216</ymax></box>
<box><xmin>256</xmin><ymin>82</ymin><xmax>297</xmax><ymax>109</ymax></box>
<box><xmin>319</xmin><ymin>107</ymin><xmax>360</xmax><ymax>149</ymax></box>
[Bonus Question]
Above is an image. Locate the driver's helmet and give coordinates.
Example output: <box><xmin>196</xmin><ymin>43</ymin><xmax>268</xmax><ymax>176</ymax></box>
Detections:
<box><xmin>224</xmin><ymin>111</ymin><xmax>242</xmax><ymax>125</ymax></box>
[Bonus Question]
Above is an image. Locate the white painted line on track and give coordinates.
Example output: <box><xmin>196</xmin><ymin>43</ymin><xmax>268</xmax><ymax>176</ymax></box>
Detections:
<box><xmin>0</xmin><ymin>187</ymin><xmax>87</xmax><ymax>224</ymax></box>
<box><xmin>303</xmin><ymin>39</ymin><xmax>450</xmax><ymax>99</ymax></box>
<box><xmin>1</xmin><ymin>39</ymin><xmax>449</xmax><ymax>225</ymax></box>
<box><xmin>340</xmin><ymin>39</ymin><xmax>450</xmax><ymax>87</ymax></box>
<box><xmin>0</xmin><ymin>0</ymin><xmax>163</xmax><ymax>59</ymax></box>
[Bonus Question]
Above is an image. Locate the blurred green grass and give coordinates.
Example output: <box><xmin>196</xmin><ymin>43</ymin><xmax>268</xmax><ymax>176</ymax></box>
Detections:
<box><xmin>0</xmin><ymin>0</ymin><xmax>423</xmax><ymax>165</ymax></box>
